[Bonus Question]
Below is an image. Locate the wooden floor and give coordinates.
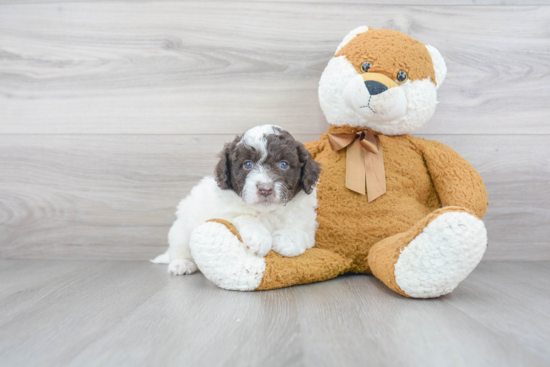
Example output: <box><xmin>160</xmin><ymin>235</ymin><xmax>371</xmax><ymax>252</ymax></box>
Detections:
<box><xmin>0</xmin><ymin>260</ymin><xmax>548</xmax><ymax>367</ymax></box>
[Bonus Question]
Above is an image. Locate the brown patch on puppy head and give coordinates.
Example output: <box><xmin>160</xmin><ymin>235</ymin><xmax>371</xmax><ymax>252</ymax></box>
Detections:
<box><xmin>215</xmin><ymin>134</ymin><xmax>262</xmax><ymax>195</ymax></box>
<box><xmin>296</xmin><ymin>141</ymin><xmax>322</xmax><ymax>195</ymax></box>
<box><xmin>264</xmin><ymin>131</ymin><xmax>321</xmax><ymax>196</ymax></box>
<box><xmin>336</xmin><ymin>29</ymin><xmax>437</xmax><ymax>86</ymax></box>
<box><xmin>214</xmin><ymin>135</ymin><xmax>240</xmax><ymax>191</ymax></box>
<box><xmin>214</xmin><ymin>130</ymin><xmax>321</xmax><ymax>201</ymax></box>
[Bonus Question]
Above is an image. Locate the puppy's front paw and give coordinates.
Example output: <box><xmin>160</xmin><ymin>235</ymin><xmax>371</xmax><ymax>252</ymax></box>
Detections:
<box><xmin>272</xmin><ymin>228</ymin><xmax>308</xmax><ymax>257</ymax></box>
<box><xmin>168</xmin><ymin>259</ymin><xmax>198</xmax><ymax>275</ymax></box>
<box><xmin>240</xmin><ymin>227</ymin><xmax>272</xmax><ymax>257</ymax></box>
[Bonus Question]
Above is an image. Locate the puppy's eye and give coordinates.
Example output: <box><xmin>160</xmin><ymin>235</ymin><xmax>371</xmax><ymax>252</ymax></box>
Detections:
<box><xmin>361</xmin><ymin>62</ymin><xmax>372</xmax><ymax>73</ymax></box>
<box><xmin>396</xmin><ymin>71</ymin><xmax>408</xmax><ymax>83</ymax></box>
<box><xmin>243</xmin><ymin>161</ymin><xmax>254</xmax><ymax>170</ymax></box>
<box><xmin>279</xmin><ymin>161</ymin><xmax>289</xmax><ymax>170</ymax></box>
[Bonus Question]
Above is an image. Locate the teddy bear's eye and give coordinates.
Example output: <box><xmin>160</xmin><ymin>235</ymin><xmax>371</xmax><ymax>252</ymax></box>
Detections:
<box><xmin>396</xmin><ymin>71</ymin><xmax>408</xmax><ymax>83</ymax></box>
<box><xmin>361</xmin><ymin>62</ymin><xmax>372</xmax><ymax>73</ymax></box>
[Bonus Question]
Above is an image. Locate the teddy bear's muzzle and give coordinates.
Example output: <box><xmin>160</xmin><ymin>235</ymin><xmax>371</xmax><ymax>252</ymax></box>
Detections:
<box><xmin>343</xmin><ymin>73</ymin><xmax>407</xmax><ymax>123</ymax></box>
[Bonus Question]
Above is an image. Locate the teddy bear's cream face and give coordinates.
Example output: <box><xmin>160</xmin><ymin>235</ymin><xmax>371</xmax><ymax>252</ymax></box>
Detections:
<box><xmin>319</xmin><ymin>27</ymin><xmax>447</xmax><ymax>135</ymax></box>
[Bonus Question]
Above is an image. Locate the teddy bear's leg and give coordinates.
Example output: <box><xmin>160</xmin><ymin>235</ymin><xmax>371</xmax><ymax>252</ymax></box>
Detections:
<box><xmin>367</xmin><ymin>206</ymin><xmax>487</xmax><ymax>298</ymax></box>
<box><xmin>190</xmin><ymin>219</ymin><xmax>351</xmax><ymax>291</ymax></box>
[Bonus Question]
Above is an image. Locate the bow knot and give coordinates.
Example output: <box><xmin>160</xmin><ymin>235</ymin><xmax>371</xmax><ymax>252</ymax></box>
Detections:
<box><xmin>328</xmin><ymin>129</ymin><xmax>386</xmax><ymax>202</ymax></box>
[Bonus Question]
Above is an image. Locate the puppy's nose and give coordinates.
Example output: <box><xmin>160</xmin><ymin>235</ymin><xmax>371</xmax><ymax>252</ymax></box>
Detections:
<box><xmin>257</xmin><ymin>183</ymin><xmax>273</xmax><ymax>197</ymax></box>
<box><xmin>364</xmin><ymin>80</ymin><xmax>388</xmax><ymax>96</ymax></box>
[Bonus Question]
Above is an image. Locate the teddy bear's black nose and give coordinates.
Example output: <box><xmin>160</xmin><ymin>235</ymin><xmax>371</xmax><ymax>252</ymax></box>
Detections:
<box><xmin>364</xmin><ymin>80</ymin><xmax>388</xmax><ymax>96</ymax></box>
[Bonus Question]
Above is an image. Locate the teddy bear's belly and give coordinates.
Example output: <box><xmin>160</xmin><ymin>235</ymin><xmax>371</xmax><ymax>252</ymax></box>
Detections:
<box><xmin>313</xmin><ymin>139</ymin><xmax>441</xmax><ymax>273</ymax></box>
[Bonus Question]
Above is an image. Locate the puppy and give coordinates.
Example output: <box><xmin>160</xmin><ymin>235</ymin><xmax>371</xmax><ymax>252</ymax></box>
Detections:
<box><xmin>151</xmin><ymin>125</ymin><xmax>321</xmax><ymax>275</ymax></box>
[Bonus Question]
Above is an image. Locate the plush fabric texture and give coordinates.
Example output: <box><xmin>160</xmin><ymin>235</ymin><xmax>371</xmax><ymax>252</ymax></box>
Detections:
<box><xmin>206</xmin><ymin>219</ymin><xmax>242</xmax><ymax>242</ymax></box>
<box><xmin>309</xmin><ymin>125</ymin><xmax>487</xmax><ymax>271</ymax></box>
<box><xmin>335</xmin><ymin>25</ymin><xmax>370</xmax><ymax>54</ymax></box>
<box><xmin>251</xmin><ymin>127</ymin><xmax>488</xmax><ymax>292</ymax></box>
<box><xmin>368</xmin><ymin>206</ymin><xmax>477</xmax><ymax>297</ymax></box>
<box><xmin>336</xmin><ymin>29</ymin><xmax>437</xmax><ymax>86</ymax></box>
<box><xmin>425</xmin><ymin>45</ymin><xmax>447</xmax><ymax>87</ymax></box>
<box><xmin>195</xmin><ymin>220</ymin><xmax>350</xmax><ymax>291</ymax></box>
<box><xmin>191</xmin><ymin>27</ymin><xmax>489</xmax><ymax>298</ymax></box>
<box><xmin>189</xmin><ymin>221</ymin><xmax>266</xmax><ymax>291</ymax></box>
<box><xmin>257</xmin><ymin>249</ymin><xmax>351</xmax><ymax>290</ymax></box>
<box><xmin>392</xmin><ymin>210</ymin><xmax>487</xmax><ymax>298</ymax></box>
<box><xmin>318</xmin><ymin>28</ymin><xmax>444</xmax><ymax>135</ymax></box>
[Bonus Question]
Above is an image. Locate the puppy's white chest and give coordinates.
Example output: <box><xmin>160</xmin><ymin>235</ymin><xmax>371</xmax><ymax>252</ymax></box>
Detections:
<box><xmin>257</xmin><ymin>211</ymin><xmax>288</xmax><ymax>233</ymax></box>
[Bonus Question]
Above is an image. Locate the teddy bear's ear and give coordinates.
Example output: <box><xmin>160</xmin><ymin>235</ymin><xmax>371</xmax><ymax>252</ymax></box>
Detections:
<box><xmin>335</xmin><ymin>26</ymin><xmax>370</xmax><ymax>54</ymax></box>
<box><xmin>426</xmin><ymin>45</ymin><xmax>447</xmax><ymax>89</ymax></box>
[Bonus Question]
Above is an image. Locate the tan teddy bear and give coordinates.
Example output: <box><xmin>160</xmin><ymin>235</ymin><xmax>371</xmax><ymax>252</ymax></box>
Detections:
<box><xmin>189</xmin><ymin>27</ymin><xmax>489</xmax><ymax>298</ymax></box>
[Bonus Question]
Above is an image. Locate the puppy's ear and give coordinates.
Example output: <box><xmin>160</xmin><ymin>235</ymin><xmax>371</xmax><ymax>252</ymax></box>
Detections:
<box><xmin>296</xmin><ymin>142</ymin><xmax>321</xmax><ymax>195</ymax></box>
<box><xmin>214</xmin><ymin>136</ymin><xmax>239</xmax><ymax>190</ymax></box>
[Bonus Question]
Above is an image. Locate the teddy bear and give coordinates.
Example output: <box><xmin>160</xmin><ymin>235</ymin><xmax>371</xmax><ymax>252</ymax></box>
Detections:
<box><xmin>188</xmin><ymin>26</ymin><xmax>489</xmax><ymax>298</ymax></box>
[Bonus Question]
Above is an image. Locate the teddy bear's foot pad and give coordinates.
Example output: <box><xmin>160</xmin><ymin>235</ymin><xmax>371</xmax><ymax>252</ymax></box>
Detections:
<box><xmin>394</xmin><ymin>211</ymin><xmax>487</xmax><ymax>298</ymax></box>
<box><xmin>189</xmin><ymin>220</ymin><xmax>266</xmax><ymax>291</ymax></box>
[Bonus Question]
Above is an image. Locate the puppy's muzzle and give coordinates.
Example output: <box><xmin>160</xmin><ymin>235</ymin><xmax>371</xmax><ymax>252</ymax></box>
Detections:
<box><xmin>257</xmin><ymin>182</ymin><xmax>274</xmax><ymax>197</ymax></box>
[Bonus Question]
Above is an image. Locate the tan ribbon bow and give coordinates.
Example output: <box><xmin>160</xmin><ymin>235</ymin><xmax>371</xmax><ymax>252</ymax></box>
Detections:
<box><xmin>328</xmin><ymin>129</ymin><xmax>386</xmax><ymax>202</ymax></box>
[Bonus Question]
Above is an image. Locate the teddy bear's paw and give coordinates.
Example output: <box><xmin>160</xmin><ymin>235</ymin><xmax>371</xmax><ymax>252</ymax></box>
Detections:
<box><xmin>168</xmin><ymin>259</ymin><xmax>198</xmax><ymax>276</ymax></box>
<box><xmin>394</xmin><ymin>211</ymin><xmax>487</xmax><ymax>298</ymax></box>
<box><xmin>272</xmin><ymin>228</ymin><xmax>309</xmax><ymax>257</ymax></box>
<box><xmin>189</xmin><ymin>221</ymin><xmax>266</xmax><ymax>291</ymax></box>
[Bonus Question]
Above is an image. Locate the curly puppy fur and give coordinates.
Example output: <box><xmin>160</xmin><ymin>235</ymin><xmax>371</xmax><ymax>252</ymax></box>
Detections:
<box><xmin>151</xmin><ymin>124</ymin><xmax>321</xmax><ymax>275</ymax></box>
<box><xmin>215</xmin><ymin>129</ymin><xmax>321</xmax><ymax>199</ymax></box>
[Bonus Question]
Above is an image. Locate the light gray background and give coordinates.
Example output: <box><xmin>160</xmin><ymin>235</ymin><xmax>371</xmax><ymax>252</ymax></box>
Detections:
<box><xmin>1</xmin><ymin>1</ymin><xmax>548</xmax><ymax>261</ymax></box>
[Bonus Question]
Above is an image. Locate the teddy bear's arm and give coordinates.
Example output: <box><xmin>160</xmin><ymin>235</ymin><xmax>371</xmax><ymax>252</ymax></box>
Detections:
<box><xmin>415</xmin><ymin>138</ymin><xmax>489</xmax><ymax>219</ymax></box>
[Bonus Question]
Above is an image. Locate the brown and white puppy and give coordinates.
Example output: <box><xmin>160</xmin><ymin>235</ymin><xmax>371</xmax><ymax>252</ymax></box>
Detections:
<box><xmin>151</xmin><ymin>125</ymin><xmax>321</xmax><ymax>275</ymax></box>
<box><xmin>216</xmin><ymin>125</ymin><xmax>319</xmax><ymax>208</ymax></box>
